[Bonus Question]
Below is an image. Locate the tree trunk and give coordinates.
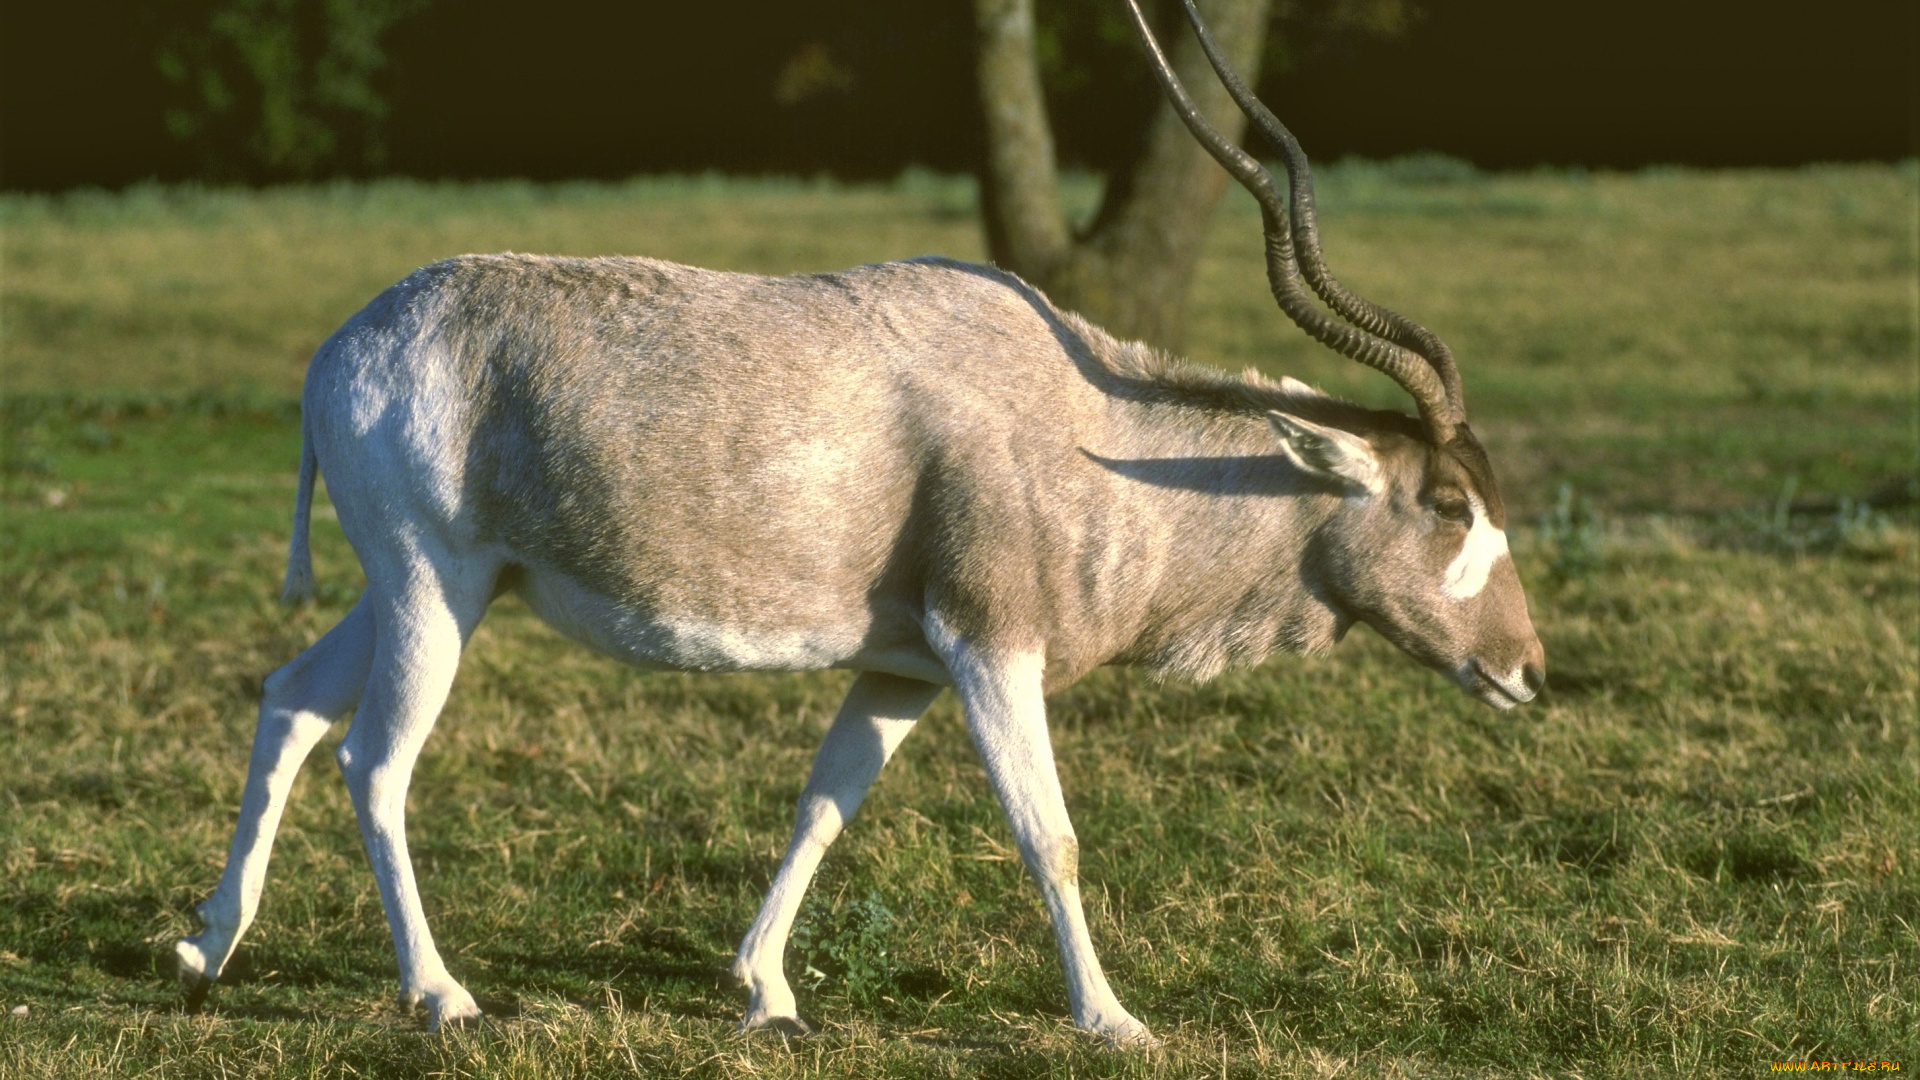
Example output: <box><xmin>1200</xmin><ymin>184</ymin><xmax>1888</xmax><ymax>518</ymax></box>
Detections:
<box><xmin>974</xmin><ymin>0</ymin><xmax>1073</xmax><ymax>279</ymax></box>
<box><xmin>974</xmin><ymin>0</ymin><xmax>1271</xmax><ymax>349</ymax></box>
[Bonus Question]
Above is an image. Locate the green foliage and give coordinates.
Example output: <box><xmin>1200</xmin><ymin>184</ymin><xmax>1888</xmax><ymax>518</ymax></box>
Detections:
<box><xmin>1538</xmin><ymin>483</ymin><xmax>1605</xmax><ymax>581</ymax></box>
<box><xmin>788</xmin><ymin>892</ymin><xmax>900</xmax><ymax>1002</ymax></box>
<box><xmin>154</xmin><ymin>0</ymin><xmax>427</xmax><ymax>179</ymax></box>
<box><xmin>128</xmin><ymin>0</ymin><xmax>1420</xmax><ymax>185</ymax></box>
<box><xmin>1739</xmin><ymin>489</ymin><xmax>1909</xmax><ymax>560</ymax></box>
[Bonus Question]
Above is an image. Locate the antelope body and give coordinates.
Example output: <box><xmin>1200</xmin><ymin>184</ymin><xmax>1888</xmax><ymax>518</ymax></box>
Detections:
<box><xmin>175</xmin><ymin>1</ymin><xmax>1542</xmax><ymax>1045</ymax></box>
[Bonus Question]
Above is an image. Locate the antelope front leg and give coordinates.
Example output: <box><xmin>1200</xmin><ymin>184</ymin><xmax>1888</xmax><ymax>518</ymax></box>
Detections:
<box><xmin>733</xmin><ymin>672</ymin><xmax>941</xmax><ymax>1034</ymax></box>
<box><xmin>941</xmin><ymin>641</ymin><xmax>1155</xmax><ymax>1048</ymax></box>
<box><xmin>177</xmin><ymin>596</ymin><xmax>375</xmax><ymax>1008</ymax></box>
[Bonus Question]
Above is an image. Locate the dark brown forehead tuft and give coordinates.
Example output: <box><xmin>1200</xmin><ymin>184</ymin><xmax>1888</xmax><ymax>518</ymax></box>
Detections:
<box><xmin>1434</xmin><ymin>424</ymin><xmax>1506</xmax><ymax>526</ymax></box>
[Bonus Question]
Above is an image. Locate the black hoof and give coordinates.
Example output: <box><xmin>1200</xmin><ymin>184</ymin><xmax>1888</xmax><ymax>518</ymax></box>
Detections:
<box><xmin>741</xmin><ymin>1014</ymin><xmax>813</xmax><ymax>1039</ymax></box>
<box><xmin>760</xmin><ymin>1015</ymin><xmax>813</xmax><ymax>1038</ymax></box>
<box><xmin>181</xmin><ymin>974</ymin><xmax>214</xmax><ymax>1015</ymax></box>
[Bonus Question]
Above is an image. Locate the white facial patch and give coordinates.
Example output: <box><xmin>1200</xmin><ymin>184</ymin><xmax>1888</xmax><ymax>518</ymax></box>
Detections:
<box><xmin>1442</xmin><ymin>494</ymin><xmax>1510</xmax><ymax>600</ymax></box>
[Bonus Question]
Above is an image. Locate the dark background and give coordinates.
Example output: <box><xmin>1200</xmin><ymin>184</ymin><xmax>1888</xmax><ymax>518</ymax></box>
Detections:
<box><xmin>3</xmin><ymin>0</ymin><xmax>1914</xmax><ymax>191</ymax></box>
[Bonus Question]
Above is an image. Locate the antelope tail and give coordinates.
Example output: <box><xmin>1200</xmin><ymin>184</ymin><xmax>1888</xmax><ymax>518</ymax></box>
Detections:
<box><xmin>282</xmin><ymin>418</ymin><xmax>317</xmax><ymax>605</ymax></box>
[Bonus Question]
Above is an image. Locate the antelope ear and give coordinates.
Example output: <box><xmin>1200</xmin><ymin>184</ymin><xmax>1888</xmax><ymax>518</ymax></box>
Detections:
<box><xmin>1267</xmin><ymin>410</ymin><xmax>1381</xmax><ymax>494</ymax></box>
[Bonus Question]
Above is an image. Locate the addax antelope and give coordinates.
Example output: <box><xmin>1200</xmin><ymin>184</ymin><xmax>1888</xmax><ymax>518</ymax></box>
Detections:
<box><xmin>176</xmin><ymin>0</ymin><xmax>1543</xmax><ymax>1045</ymax></box>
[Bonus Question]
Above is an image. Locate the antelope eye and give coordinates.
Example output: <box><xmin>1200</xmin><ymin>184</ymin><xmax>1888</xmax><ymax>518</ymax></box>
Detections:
<box><xmin>1433</xmin><ymin>496</ymin><xmax>1473</xmax><ymax>525</ymax></box>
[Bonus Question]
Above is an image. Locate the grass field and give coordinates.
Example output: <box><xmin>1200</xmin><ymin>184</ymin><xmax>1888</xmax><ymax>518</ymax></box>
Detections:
<box><xmin>2</xmin><ymin>163</ymin><xmax>1916</xmax><ymax>1077</ymax></box>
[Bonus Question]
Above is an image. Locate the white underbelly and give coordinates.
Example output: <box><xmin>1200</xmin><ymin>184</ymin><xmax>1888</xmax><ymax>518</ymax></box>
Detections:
<box><xmin>513</xmin><ymin>566</ymin><xmax>948</xmax><ymax>682</ymax></box>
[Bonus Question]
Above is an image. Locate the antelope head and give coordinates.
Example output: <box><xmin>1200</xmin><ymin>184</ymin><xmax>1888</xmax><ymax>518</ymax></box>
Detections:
<box><xmin>1125</xmin><ymin>0</ymin><xmax>1545</xmax><ymax>708</ymax></box>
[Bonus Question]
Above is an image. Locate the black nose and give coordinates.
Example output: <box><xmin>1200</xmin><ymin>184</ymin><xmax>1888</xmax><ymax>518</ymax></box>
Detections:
<box><xmin>1523</xmin><ymin>662</ymin><xmax>1546</xmax><ymax>698</ymax></box>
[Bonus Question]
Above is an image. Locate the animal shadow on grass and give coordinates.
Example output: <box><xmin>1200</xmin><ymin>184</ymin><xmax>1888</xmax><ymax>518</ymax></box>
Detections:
<box><xmin>1522</xmin><ymin>811</ymin><xmax>1639</xmax><ymax>877</ymax></box>
<box><xmin>173</xmin><ymin>941</ymin><xmax>711</xmax><ymax>1026</ymax></box>
<box><xmin>169</xmin><ymin>944</ymin><xmax>452</xmax><ymax>1023</ymax></box>
<box><xmin>468</xmin><ymin>942</ymin><xmax>957</xmax><ymax>1031</ymax></box>
<box><xmin>8</xmin><ymin>890</ymin><xmax>195</xmax><ymax>1005</ymax></box>
<box><xmin>469</xmin><ymin>933</ymin><xmax>734</xmax><ymax>1022</ymax></box>
<box><xmin>1681</xmin><ymin>829</ymin><xmax>1809</xmax><ymax>884</ymax></box>
<box><xmin>1539</xmin><ymin>667</ymin><xmax>1609</xmax><ymax>698</ymax></box>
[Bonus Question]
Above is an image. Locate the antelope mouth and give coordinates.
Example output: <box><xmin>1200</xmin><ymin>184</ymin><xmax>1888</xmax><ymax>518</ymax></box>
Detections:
<box><xmin>1461</xmin><ymin>659</ymin><xmax>1534</xmax><ymax>710</ymax></box>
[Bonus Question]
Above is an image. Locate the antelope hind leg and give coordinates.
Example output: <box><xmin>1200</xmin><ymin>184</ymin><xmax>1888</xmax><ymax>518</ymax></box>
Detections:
<box><xmin>177</xmin><ymin>596</ymin><xmax>376</xmax><ymax>1009</ymax></box>
<box><xmin>334</xmin><ymin>568</ymin><xmax>491</xmax><ymax>1030</ymax></box>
